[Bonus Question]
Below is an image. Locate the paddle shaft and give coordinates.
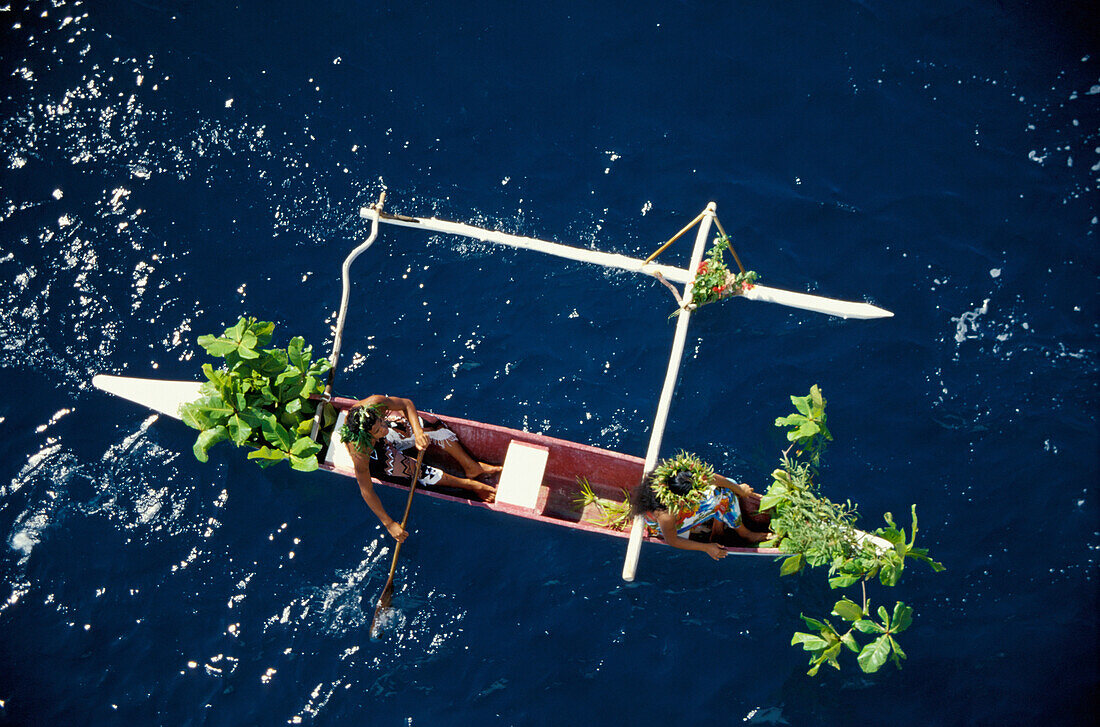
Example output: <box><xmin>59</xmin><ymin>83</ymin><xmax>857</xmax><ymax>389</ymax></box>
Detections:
<box><xmin>382</xmin><ymin>446</ymin><xmax>425</xmax><ymax>581</ymax></box>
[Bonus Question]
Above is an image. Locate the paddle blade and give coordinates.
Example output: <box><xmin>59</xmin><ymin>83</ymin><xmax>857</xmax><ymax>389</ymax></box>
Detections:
<box><xmin>369</xmin><ymin>578</ymin><xmax>395</xmax><ymax>637</ymax></box>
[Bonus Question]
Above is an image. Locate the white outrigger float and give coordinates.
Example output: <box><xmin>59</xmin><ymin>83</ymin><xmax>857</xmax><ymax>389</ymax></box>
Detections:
<box><xmin>94</xmin><ymin>195</ymin><xmax>891</xmax><ymax>581</ymax></box>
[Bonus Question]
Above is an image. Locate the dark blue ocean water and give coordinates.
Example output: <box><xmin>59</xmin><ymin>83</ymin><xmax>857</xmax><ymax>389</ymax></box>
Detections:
<box><xmin>1</xmin><ymin>1</ymin><xmax>1097</xmax><ymax>724</ymax></box>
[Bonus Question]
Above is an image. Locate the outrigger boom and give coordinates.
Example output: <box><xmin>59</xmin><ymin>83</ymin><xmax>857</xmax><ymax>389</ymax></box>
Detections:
<box><xmin>361</xmin><ymin>205</ymin><xmax>894</xmax><ymax>321</ymax></box>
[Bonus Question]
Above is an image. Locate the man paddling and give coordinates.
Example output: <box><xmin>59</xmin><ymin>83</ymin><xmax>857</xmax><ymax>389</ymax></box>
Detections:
<box><xmin>342</xmin><ymin>395</ymin><xmax>500</xmax><ymax>541</ymax></box>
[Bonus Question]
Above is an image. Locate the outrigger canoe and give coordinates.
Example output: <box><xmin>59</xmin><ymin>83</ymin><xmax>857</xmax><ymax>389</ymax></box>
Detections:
<box><xmin>95</xmin><ymin>196</ymin><xmax>891</xmax><ymax>577</ymax></box>
<box><xmin>92</xmin><ymin>374</ymin><xmax>779</xmax><ymax>555</ymax></box>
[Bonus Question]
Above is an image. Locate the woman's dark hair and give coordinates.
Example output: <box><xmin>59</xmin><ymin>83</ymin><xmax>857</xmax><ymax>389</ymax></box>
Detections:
<box><xmin>668</xmin><ymin>471</ymin><xmax>694</xmax><ymax>495</ymax></box>
<box><xmin>630</xmin><ymin>470</ymin><xmax>664</xmax><ymax>516</ymax></box>
<box><xmin>630</xmin><ymin>470</ymin><xmax>696</xmax><ymax>516</ymax></box>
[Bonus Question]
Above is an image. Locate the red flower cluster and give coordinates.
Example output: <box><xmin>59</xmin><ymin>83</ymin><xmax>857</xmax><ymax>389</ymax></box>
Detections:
<box><xmin>697</xmin><ymin>261</ymin><xmax>709</xmax><ymax>274</ymax></box>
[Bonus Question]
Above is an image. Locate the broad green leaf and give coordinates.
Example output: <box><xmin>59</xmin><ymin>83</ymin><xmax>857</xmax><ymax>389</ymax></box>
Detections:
<box><xmin>290</xmin><ymin>436</ymin><xmax>322</xmax><ymax>458</ymax></box>
<box><xmin>295</xmin><ymin>418</ymin><xmax>313</xmax><ymax>436</ymax></box>
<box><xmin>799</xmin><ymin>614</ymin><xmax>826</xmax><ymax>632</ymax></box>
<box><xmin>249</xmin><ymin>319</ymin><xmax>275</xmax><ymax>347</ymax></box>
<box><xmin>892</xmin><ymin>602</ymin><xmax>913</xmax><ymax>634</ymax></box>
<box><xmin>832</xmin><ymin>598</ymin><xmax>863</xmax><ymax>622</ymax></box>
<box><xmin>285</xmin><ymin>397</ymin><xmax>302</xmax><ymax>415</ymax></box>
<box><xmin>247</xmin><ymin>446</ymin><xmax>288</xmax><ymax>464</ymax></box>
<box><xmin>878</xmin><ymin>527</ymin><xmax>905</xmax><ymax>547</ymax></box>
<box><xmin>287</xmin><ymin>336</ymin><xmax>307</xmax><ymax>371</ymax></box>
<box><xmin>877</xmin><ymin>605</ymin><xmax>890</xmax><ymax>627</ymax></box>
<box><xmin>289</xmin><ymin>454</ymin><xmax>319</xmax><ymax>472</ymax></box>
<box><xmin>193</xmin><ymin>425</ymin><xmax>228</xmax><ymax>463</ymax></box>
<box><xmin>237</xmin><ymin>409</ymin><xmax>266</xmax><ymax>429</ymax></box>
<box><xmin>810</xmin><ymin>384</ymin><xmax>824</xmax><ymax>413</ymax></box>
<box><xmin>770</xmin><ymin>468</ymin><xmax>792</xmax><ymax>485</ymax></box>
<box><xmin>878</xmin><ymin>562</ymin><xmax>901</xmax><ymax>587</ymax></box>
<box><xmin>796</xmin><ymin>421</ymin><xmax>821</xmax><ymax>439</ymax></box>
<box><xmin>857</xmin><ymin>635</ymin><xmax>892</xmax><ymax>673</ymax></box>
<box><xmin>261</xmin><ymin>417</ymin><xmax>293</xmax><ymax>450</ymax></box>
<box><xmin>791</xmin><ymin>394</ymin><xmax>811</xmax><ymax>417</ymax></box>
<box><xmin>854</xmin><ymin>619</ymin><xmax>883</xmax><ymax>634</ymax></box>
<box><xmin>275</xmin><ymin>367</ymin><xmax>302</xmax><ymax>388</ymax></box>
<box><xmin>322</xmin><ymin>402</ymin><xmax>338</xmax><ymax>427</ymax></box>
<box><xmin>774</xmin><ymin>414</ymin><xmax>805</xmax><ymax>428</ymax></box>
<box><xmin>889</xmin><ymin>636</ymin><xmax>907</xmax><ymax>662</ymax></box>
<box><xmin>227</xmin><ymin>414</ymin><xmax>251</xmax><ymax>446</ymax></box>
<box><xmin>841</xmin><ymin>631</ymin><xmax>860</xmax><ymax>653</ymax></box>
<box><xmin>252</xmin><ymin>349</ymin><xmax>289</xmax><ymax>377</ymax></box>
<box><xmin>299</xmin><ymin>375</ymin><xmax>319</xmax><ymax>398</ymax></box>
<box><xmin>179</xmin><ymin>402</ymin><xmax>212</xmax><ymax>431</ymax></box>
<box><xmin>823</xmin><ymin>641</ymin><xmax>842</xmax><ymax>668</ymax></box>
<box><xmin>198</xmin><ymin>334</ymin><xmax>239</xmax><ymax>357</ymax></box>
<box><xmin>189</xmin><ymin>395</ymin><xmax>234</xmax><ymax>423</ymax></box>
<box><xmin>236</xmin><ymin>340</ymin><xmax>260</xmax><ymax>360</ymax></box>
<box><xmin>227</xmin><ymin>317</ymin><xmax>247</xmax><ymax>341</ymax></box>
<box><xmin>779</xmin><ymin>553</ymin><xmax>804</xmax><ymax>576</ymax></box>
<box><xmin>791</xmin><ymin>633</ymin><xmax>828</xmax><ymax>651</ymax></box>
<box><xmin>758</xmin><ymin>492</ymin><xmax>786</xmax><ymax>511</ymax></box>
<box><xmin>828</xmin><ymin>573</ymin><xmax>860</xmax><ymax>589</ymax></box>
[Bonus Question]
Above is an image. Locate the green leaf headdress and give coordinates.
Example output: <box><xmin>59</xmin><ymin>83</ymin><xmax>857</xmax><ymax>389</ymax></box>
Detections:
<box><xmin>340</xmin><ymin>403</ymin><xmax>385</xmax><ymax>452</ymax></box>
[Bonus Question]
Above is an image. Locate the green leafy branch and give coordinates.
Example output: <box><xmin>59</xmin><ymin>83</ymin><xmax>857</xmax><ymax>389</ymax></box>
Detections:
<box><xmin>762</xmin><ymin>386</ymin><xmax>944</xmax><ymax>676</ymax></box>
<box><xmin>793</xmin><ymin>596</ymin><xmax>913</xmax><ymax>675</ymax></box>
<box><xmin>773</xmin><ymin>384</ymin><xmax>831</xmax><ymax>467</ymax></box>
<box><xmin>179</xmin><ymin>316</ymin><xmax>337</xmax><ymax>472</ymax></box>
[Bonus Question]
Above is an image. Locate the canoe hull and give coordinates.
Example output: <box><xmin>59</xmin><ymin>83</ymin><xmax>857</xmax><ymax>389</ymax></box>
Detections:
<box><xmin>92</xmin><ymin>375</ymin><xmax>777</xmax><ymax>556</ymax></box>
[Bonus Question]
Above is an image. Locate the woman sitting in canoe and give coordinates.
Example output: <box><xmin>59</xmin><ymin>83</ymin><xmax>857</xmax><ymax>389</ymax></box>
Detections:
<box><xmin>631</xmin><ymin>452</ymin><xmax>771</xmax><ymax>560</ymax></box>
<box><xmin>342</xmin><ymin>395</ymin><xmax>501</xmax><ymax>541</ymax></box>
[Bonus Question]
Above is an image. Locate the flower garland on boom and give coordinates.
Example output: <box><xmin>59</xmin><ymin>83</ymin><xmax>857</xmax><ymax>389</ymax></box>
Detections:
<box><xmin>650</xmin><ymin>451</ymin><xmax>715</xmax><ymax>513</ymax></box>
<box><xmin>688</xmin><ymin>234</ymin><xmax>759</xmax><ymax>310</ymax></box>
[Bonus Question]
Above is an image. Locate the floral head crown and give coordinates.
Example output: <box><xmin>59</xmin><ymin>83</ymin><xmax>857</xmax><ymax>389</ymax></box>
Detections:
<box><xmin>649</xmin><ymin>451</ymin><xmax>714</xmax><ymax>512</ymax></box>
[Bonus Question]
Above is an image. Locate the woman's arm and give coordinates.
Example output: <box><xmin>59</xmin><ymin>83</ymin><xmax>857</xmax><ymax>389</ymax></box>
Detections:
<box><xmin>656</xmin><ymin>512</ymin><xmax>727</xmax><ymax>560</ymax></box>
<box><xmin>359</xmin><ymin>394</ymin><xmax>428</xmax><ymax>450</ymax></box>
<box><xmin>348</xmin><ymin>446</ymin><xmax>407</xmax><ymax>542</ymax></box>
<box><xmin>712</xmin><ymin>473</ymin><xmax>761</xmax><ymax>504</ymax></box>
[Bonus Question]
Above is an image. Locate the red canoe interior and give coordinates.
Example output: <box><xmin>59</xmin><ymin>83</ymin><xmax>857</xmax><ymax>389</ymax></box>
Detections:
<box><xmin>320</xmin><ymin>396</ymin><xmax>776</xmax><ymax>555</ymax></box>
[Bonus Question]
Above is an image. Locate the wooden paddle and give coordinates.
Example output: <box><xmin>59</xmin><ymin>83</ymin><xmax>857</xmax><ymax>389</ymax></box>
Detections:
<box><xmin>369</xmin><ymin>446</ymin><xmax>425</xmax><ymax>636</ymax></box>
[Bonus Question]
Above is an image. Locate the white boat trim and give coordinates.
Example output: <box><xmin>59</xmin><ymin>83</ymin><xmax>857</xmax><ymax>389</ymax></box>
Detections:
<box><xmin>91</xmin><ymin>375</ymin><xmax>201</xmax><ymax>420</ymax></box>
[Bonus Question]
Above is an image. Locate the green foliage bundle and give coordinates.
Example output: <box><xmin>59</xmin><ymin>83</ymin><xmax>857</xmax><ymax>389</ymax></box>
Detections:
<box><xmin>179</xmin><ymin>316</ymin><xmax>336</xmax><ymax>472</ymax></box>
<box><xmin>573</xmin><ymin>478</ymin><xmax>633</xmax><ymax>531</ymax></box>
<box><xmin>762</xmin><ymin>385</ymin><xmax>944</xmax><ymax>676</ymax></box>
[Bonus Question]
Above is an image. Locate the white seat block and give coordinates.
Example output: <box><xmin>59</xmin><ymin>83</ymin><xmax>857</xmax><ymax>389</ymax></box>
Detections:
<box><xmin>495</xmin><ymin>440</ymin><xmax>549</xmax><ymax>510</ymax></box>
<box><xmin>325</xmin><ymin>410</ymin><xmax>355</xmax><ymax>471</ymax></box>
